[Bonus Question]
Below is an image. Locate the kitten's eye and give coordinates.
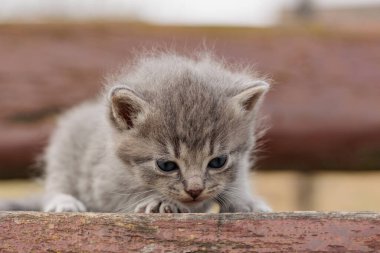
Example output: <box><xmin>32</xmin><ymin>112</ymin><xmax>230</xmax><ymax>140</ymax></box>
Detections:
<box><xmin>156</xmin><ymin>160</ymin><xmax>179</xmax><ymax>172</ymax></box>
<box><xmin>208</xmin><ymin>155</ymin><xmax>228</xmax><ymax>169</ymax></box>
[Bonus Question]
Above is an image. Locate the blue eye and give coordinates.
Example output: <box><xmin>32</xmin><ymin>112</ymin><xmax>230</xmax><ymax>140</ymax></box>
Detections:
<box><xmin>208</xmin><ymin>155</ymin><xmax>228</xmax><ymax>169</ymax></box>
<box><xmin>156</xmin><ymin>160</ymin><xmax>179</xmax><ymax>172</ymax></box>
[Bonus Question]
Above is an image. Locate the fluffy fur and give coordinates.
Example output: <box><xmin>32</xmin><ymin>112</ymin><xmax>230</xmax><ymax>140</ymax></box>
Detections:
<box><xmin>2</xmin><ymin>52</ymin><xmax>271</xmax><ymax>213</ymax></box>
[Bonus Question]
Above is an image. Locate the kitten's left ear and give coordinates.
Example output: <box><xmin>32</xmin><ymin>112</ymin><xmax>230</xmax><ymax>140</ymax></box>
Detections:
<box><xmin>108</xmin><ymin>85</ymin><xmax>149</xmax><ymax>130</ymax></box>
<box><xmin>231</xmin><ymin>80</ymin><xmax>269</xmax><ymax>114</ymax></box>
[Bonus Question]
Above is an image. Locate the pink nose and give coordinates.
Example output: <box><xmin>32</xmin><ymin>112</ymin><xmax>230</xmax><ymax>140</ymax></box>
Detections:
<box><xmin>185</xmin><ymin>188</ymin><xmax>203</xmax><ymax>199</ymax></box>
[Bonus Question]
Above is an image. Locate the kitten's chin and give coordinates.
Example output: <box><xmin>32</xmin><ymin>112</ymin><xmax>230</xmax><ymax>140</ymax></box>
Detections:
<box><xmin>180</xmin><ymin>200</ymin><xmax>205</xmax><ymax>209</ymax></box>
<box><xmin>178</xmin><ymin>196</ymin><xmax>209</xmax><ymax>207</ymax></box>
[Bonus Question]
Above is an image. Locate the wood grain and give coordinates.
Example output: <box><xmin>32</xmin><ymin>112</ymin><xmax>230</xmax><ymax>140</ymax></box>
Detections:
<box><xmin>1</xmin><ymin>212</ymin><xmax>379</xmax><ymax>252</ymax></box>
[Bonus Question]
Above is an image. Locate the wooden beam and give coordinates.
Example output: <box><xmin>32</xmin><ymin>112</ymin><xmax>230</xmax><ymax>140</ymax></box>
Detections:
<box><xmin>1</xmin><ymin>212</ymin><xmax>379</xmax><ymax>252</ymax></box>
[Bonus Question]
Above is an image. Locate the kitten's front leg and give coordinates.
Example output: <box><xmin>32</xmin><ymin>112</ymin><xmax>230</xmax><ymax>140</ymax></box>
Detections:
<box><xmin>43</xmin><ymin>193</ymin><xmax>87</xmax><ymax>212</ymax></box>
<box><xmin>218</xmin><ymin>188</ymin><xmax>271</xmax><ymax>213</ymax></box>
<box><xmin>134</xmin><ymin>195</ymin><xmax>189</xmax><ymax>213</ymax></box>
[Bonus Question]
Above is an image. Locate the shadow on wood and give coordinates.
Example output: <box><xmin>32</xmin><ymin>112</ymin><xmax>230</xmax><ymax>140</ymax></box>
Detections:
<box><xmin>0</xmin><ymin>212</ymin><xmax>379</xmax><ymax>252</ymax></box>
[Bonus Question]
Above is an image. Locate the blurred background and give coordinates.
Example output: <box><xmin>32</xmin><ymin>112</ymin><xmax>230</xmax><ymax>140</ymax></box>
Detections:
<box><xmin>0</xmin><ymin>0</ymin><xmax>380</xmax><ymax>211</ymax></box>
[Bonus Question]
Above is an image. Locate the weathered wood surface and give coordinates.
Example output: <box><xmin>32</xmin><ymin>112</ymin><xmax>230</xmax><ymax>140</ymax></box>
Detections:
<box><xmin>0</xmin><ymin>212</ymin><xmax>379</xmax><ymax>252</ymax></box>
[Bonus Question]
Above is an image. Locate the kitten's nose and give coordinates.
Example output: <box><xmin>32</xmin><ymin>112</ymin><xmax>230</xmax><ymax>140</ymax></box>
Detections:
<box><xmin>185</xmin><ymin>188</ymin><xmax>203</xmax><ymax>200</ymax></box>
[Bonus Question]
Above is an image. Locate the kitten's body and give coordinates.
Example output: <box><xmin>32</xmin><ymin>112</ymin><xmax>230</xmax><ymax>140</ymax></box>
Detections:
<box><xmin>3</xmin><ymin>53</ymin><xmax>271</xmax><ymax>213</ymax></box>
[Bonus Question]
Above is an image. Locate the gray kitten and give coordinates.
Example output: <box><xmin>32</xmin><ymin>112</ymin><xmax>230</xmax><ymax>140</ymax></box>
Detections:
<box><xmin>4</xmin><ymin>52</ymin><xmax>271</xmax><ymax>213</ymax></box>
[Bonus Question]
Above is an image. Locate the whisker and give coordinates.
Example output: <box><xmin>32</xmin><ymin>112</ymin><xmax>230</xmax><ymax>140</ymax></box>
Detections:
<box><xmin>115</xmin><ymin>194</ymin><xmax>155</xmax><ymax>213</ymax></box>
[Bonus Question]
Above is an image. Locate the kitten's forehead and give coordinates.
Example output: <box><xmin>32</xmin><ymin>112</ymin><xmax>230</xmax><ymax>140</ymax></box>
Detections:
<box><xmin>139</xmin><ymin>76</ymin><xmax>244</xmax><ymax>158</ymax></box>
<box><xmin>128</xmin><ymin>56</ymin><xmax>257</xmax><ymax>158</ymax></box>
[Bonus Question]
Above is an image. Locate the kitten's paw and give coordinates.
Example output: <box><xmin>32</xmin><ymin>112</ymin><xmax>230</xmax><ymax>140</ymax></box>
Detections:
<box><xmin>44</xmin><ymin>193</ymin><xmax>87</xmax><ymax>212</ymax></box>
<box><xmin>248</xmin><ymin>199</ymin><xmax>272</xmax><ymax>212</ymax></box>
<box><xmin>0</xmin><ymin>201</ymin><xmax>12</xmax><ymax>211</ymax></box>
<box><xmin>221</xmin><ymin>198</ymin><xmax>272</xmax><ymax>213</ymax></box>
<box><xmin>134</xmin><ymin>198</ymin><xmax>189</xmax><ymax>213</ymax></box>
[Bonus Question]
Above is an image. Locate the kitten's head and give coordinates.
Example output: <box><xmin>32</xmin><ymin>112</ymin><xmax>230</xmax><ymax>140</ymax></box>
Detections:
<box><xmin>108</xmin><ymin>54</ymin><xmax>269</xmax><ymax>207</ymax></box>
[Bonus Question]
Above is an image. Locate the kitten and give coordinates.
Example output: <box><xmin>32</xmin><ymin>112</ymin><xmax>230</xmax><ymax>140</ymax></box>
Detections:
<box><xmin>4</xmin><ymin>52</ymin><xmax>271</xmax><ymax>213</ymax></box>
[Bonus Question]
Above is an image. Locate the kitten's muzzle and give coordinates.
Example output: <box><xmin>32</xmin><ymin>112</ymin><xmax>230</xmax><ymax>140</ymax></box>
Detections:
<box><xmin>183</xmin><ymin>175</ymin><xmax>205</xmax><ymax>200</ymax></box>
<box><xmin>185</xmin><ymin>188</ymin><xmax>204</xmax><ymax>200</ymax></box>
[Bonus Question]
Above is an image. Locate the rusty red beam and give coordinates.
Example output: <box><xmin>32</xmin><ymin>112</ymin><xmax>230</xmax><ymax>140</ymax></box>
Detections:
<box><xmin>0</xmin><ymin>212</ymin><xmax>379</xmax><ymax>252</ymax></box>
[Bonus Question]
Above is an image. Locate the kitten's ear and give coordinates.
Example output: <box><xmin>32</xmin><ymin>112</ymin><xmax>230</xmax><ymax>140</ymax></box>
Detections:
<box><xmin>109</xmin><ymin>86</ymin><xmax>148</xmax><ymax>130</ymax></box>
<box><xmin>231</xmin><ymin>80</ymin><xmax>269</xmax><ymax>114</ymax></box>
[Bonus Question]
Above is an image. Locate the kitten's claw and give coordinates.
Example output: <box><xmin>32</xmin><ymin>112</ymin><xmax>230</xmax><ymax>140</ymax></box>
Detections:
<box><xmin>159</xmin><ymin>201</ymin><xmax>189</xmax><ymax>213</ymax></box>
<box><xmin>44</xmin><ymin>193</ymin><xmax>87</xmax><ymax>212</ymax></box>
<box><xmin>134</xmin><ymin>198</ymin><xmax>189</xmax><ymax>213</ymax></box>
<box><xmin>160</xmin><ymin>203</ymin><xmax>174</xmax><ymax>213</ymax></box>
<box><xmin>145</xmin><ymin>200</ymin><xmax>161</xmax><ymax>213</ymax></box>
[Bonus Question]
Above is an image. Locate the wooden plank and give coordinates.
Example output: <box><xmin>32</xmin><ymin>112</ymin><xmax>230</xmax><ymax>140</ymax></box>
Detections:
<box><xmin>0</xmin><ymin>212</ymin><xmax>379</xmax><ymax>252</ymax></box>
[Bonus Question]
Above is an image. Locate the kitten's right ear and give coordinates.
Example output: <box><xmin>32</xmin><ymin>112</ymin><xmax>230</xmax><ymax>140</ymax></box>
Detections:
<box><xmin>109</xmin><ymin>86</ymin><xmax>148</xmax><ymax>130</ymax></box>
<box><xmin>230</xmin><ymin>80</ymin><xmax>270</xmax><ymax>115</ymax></box>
